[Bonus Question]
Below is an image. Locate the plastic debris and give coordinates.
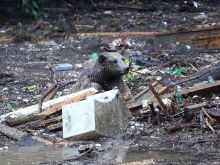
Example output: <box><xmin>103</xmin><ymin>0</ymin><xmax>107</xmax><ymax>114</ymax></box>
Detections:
<box><xmin>208</xmin><ymin>76</ymin><xmax>215</xmax><ymax>83</ymax></box>
<box><xmin>176</xmin><ymin>85</ymin><xmax>183</xmax><ymax>104</ymax></box>
<box><xmin>89</xmin><ymin>53</ymin><xmax>98</xmax><ymax>59</ymax></box>
<box><xmin>161</xmin><ymin>67</ymin><xmax>188</xmax><ymax>75</ymax></box>
<box><xmin>53</xmin><ymin>63</ymin><xmax>73</xmax><ymax>71</ymax></box>
<box><xmin>6</xmin><ymin>102</ymin><xmax>13</xmax><ymax>111</ymax></box>
<box><xmin>27</xmin><ymin>84</ymin><xmax>39</xmax><ymax>92</ymax></box>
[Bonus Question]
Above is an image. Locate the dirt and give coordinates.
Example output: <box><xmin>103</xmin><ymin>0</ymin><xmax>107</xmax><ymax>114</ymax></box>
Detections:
<box><xmin>0</xmin><ymin>1</ymin><xmax>220</xmax><ymax>165</ymax></box>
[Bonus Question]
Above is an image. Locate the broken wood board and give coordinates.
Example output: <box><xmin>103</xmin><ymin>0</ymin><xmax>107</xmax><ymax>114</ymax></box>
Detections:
<box><xmin>133</xmin><ymin>81</ymin><xmax>159</xmax><ymax>104</ymax></box>
<box><xmin>133</xmin><ymin>81</ymin><xmax>168</xmax><ymax>108</ymax></box>
<box><xmin>181</xmin><ymin>81</ymin><xmax>220</xmax><ymax>96</ymax></box>
<box><xmin>0</xmin><ymin>88</ymin><xmax>97</xmax><ymax>123</ymax></box>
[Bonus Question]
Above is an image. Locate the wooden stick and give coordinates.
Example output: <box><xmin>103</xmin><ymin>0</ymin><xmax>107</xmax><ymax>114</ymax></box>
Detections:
<box><xmin>42</xmin><ymin>116</ymin><xmax>62</xmax><ymax>126</ymax></box>
<box><xmin>77</xmin><ymin>31</ymin><xmax>158</xmax><ymax>37</ymax></box>
<box><xmin>0</xmin><ymin>88</ymin><xmax>97</xmax><ymax>123</ymax></box>
<box><xmin>205</xmin><ymin>118</ymin><xmax>215</xmax><ymax>134</ymax></box>
<box><xmin>202</xmin><ymin>108</ymin><xmax>215</xmax><ymax>122</ymax></box>
<box><xmin>148</xmin><ymin>84</ymin><xmax>167</xmax><ymax>110</ymax></box>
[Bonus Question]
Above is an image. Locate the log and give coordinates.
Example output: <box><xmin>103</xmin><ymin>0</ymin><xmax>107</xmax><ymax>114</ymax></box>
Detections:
<box><xmin>0</xmin><ymin>88</ymin><xmax>97</xmax><ymax>123</ymax></box>
<box><xmin>0</xmin><ymin>123</ymin><xmax>52</xmax><ymax>145</ymax></box>
<box><xmin>0</xmin><ymin>123</ymin><xmax>28</xmax><ymax>140</ymax></box>
<box><xmin>5</xmin><ymin>114</ymin><xmax>47</xmax><ymax>127</ymax></box>
<box><xmin>18</xmin><ymin>116</ymin><xmax>62</xmax><ymax>130</ymax></box>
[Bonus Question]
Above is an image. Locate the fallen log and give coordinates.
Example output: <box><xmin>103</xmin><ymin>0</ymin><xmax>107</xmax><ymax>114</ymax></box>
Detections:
<box><xmin>5</xmin><ymin>114</ymin><xmax>47</xmax><ymax>127</ymax></box>
<box><xmin>0</xmin><ymin>124</ymin><xmax>52</xmax><ymax>145</ymax></box>
<box><xmin>0</xmin><ymin>123</ymin><xmax>28</xmax><ymax>140</ymax></box>
<box><xmin>17</xmin><ymin>116</ymin><xmax>62</xmax><ymax>130</ymax></box>
<box><xmin>0</xmin><ymin>88</ymin><xmax>97</xmax><ymax>123</ymax></box>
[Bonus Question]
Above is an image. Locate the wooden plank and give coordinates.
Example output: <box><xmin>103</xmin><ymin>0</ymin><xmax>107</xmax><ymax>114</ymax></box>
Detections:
<box><xmin>133</xmin><ymin>81</ymin><xmax>159</xmax><ymax>101</ymax></box>
<box><xmin>0</xmin><ymin>88</ymin><xmax>97</xmax><ymax>123</ymax></box>
<box><xmin>181</xmin><ymin>81</ymin><xmax>220</xmax><ymax>96</ymax></box>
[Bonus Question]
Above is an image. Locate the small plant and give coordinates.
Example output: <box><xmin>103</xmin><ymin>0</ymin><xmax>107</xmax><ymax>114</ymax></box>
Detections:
<box><xmin>19</xmin><ymin>0</ymin><xmax>47</xmax><ymax>19</ymax></box>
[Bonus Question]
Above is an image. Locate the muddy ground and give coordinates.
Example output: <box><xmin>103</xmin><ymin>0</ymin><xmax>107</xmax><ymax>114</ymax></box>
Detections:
<box><xmin>0</xmin><ymin>1</ymin><xmax>220</xmax><ymax>164</ymax></box>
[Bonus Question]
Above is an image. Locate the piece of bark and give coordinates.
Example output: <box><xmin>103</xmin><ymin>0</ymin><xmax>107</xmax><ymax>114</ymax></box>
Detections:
<box><xmin>0</xmin><ymin>88</ymin><xmax>97</xmax><ymax>123</ymax></box>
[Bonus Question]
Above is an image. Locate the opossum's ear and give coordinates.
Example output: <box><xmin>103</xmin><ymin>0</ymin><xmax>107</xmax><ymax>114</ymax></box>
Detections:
<box><xmin>98</xmin><ymin>54</ymin><xmax>106</xmax><ymax>63</ymax></box>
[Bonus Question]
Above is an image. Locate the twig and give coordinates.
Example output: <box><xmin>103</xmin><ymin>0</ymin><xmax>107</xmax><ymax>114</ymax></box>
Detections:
<box><xmin>77</xmin><ymin>31</ymin><xmax>158</xmax><ymax>36</ymax></box>
<box><xmin>189</xmin><ymin>63</ymin><xmax>199</xmax><ymax>72</ymax></box>
<box><xmin>205</xmin><ymin>118</ymin><xmax>215</xmax><ymax>134</ymax></box>
<box><xmin>202</xmin><ymin>108</ymin><xmax>215</xmax><ymax>122</ymax></box>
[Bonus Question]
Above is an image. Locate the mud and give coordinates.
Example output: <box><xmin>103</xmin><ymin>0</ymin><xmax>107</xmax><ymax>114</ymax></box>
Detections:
<box><xmin>0</xmin><ymin>1</ymin><xmax>220</xmax><ymax>164</ymax></box>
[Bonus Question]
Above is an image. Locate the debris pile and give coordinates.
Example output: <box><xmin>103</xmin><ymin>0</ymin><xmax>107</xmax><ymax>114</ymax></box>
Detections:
<box><xmin>0</xmin><ymin>1</ymin><xmax>220</xmax><ymax>164</ymax></box>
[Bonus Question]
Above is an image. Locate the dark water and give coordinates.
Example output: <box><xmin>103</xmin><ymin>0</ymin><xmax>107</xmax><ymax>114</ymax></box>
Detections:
<box><xmin>0</xmin><ymin>145</ymin><xmax>219</xmax><ymax>165</ymax></box>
